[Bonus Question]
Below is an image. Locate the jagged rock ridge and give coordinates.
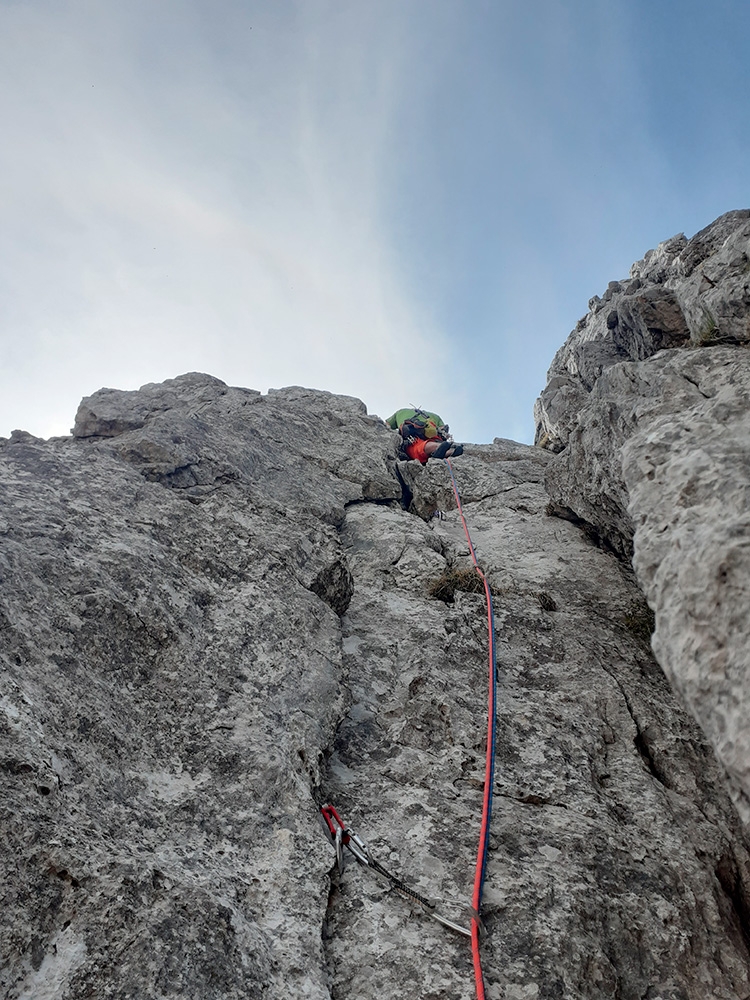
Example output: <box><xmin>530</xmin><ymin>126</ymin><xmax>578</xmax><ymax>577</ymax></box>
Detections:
<box><xmin>535</xmin><ymin>209</ymin><xmax>750</xmax><ymax>826</ymax></box>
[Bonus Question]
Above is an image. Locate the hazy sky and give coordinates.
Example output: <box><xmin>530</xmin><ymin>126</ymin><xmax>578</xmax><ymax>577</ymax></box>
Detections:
<box><xmin>1</xmin><ymin>0</ymin><xmax>749</xmax><ymax>443</ymax></box>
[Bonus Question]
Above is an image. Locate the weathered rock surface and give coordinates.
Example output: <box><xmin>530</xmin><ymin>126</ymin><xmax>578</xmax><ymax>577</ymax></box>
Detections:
<box><xmin>327</xmin><ymin>444</ymin><xmax>750</xmax><ymax>999</ymax></box>
<box><xmin>536</xmin><ymin>210</ymin><xmax>750</xmax><ymax>452</ymax></box>
<box><xmin>3</xmin><ymin>369</ymin><xmax>750</xmax><ymax>998</ymax></box>
<box><xmin>1</xmin><ymin>375</ymin><xmax>399</xmax><ymax>1000</ymax></box>
<box><xmin>535</xmin><ymin>210</ymin><xmax>750</xmax><ymax>823</ymax></box>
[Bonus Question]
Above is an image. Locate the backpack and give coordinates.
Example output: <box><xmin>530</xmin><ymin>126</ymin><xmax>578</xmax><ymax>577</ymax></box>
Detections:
<box><xmin>387</xmin><ymin>407</ymin><xmax>447</xmax><ymax>441</ymax></box>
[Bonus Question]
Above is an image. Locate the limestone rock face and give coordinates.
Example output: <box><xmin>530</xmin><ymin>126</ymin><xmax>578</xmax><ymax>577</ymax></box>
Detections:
<box><xmin>1</xmin><ymin>375</ymin><xmax>399</xmax><ymax>1000</ymax></box>
<box><xmin>535</xmin><ymin>211</ymin><xmax>750</xmax><ymax>823</ymax></box>
<box><xmin>3</xmin><ymin>371</ymin><xmax>750</xmax><ymax>998</ymax></box>
<box><xmin>327</xmin><ymin>445</ymin><xmax>750</xmax><ymax>999</ymax></box>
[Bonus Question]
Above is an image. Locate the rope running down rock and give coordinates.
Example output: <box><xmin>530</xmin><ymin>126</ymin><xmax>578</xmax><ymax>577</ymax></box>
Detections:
<box><xmin>445</xmin><ymin>457</ymin><xmax>498</xmax><ymax>1000</ymax></box>
<box><xmin>319</xmin><ymin>457</ymin><xmax>497</xmax><ymax>996</ymax></box>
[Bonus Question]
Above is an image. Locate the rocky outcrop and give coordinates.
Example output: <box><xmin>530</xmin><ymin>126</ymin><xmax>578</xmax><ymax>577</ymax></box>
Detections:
<box><xmin>535</xmin><ymin>210</ymin><xmax>750</xmax><ymax>824</ymax></box>
<box><xmin>3</xmin><ymin>370</ymin><xmax>750</xmax><ymax>998</ymax></box>
<box><xmin>537</xmin><ymin>210</ymin><xmax>750</xmax><ymax>450</ymax></box>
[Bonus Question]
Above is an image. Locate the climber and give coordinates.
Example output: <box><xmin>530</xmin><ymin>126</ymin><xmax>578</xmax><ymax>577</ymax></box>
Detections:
<box><xmin>385</xmin><ymin>407</ymin><xmax>464</xmax><ymax>464</ymax></box>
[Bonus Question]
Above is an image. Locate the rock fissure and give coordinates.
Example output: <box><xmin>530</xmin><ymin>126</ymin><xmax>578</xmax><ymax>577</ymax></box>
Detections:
<box><xmin>681</xmin><ymin>371</ymin><xmax>713</xmax><ymax>398</ymax></box>
<box><xmin>392</xmin><ymin>462</ymin><xmax>414</xmax><ymax>512</ymax></box>
<box><xmin>715</xmin><ymin>848</ymin><xmax>750</xmax><ymax>957</ymax></box>
<box><xmin>494</xmin><ymin>788</ymin><xmax>569</xmax><ymax>810</ymax></box>
<box><xmin>600</xmin><ymin>663</ymin><xmax>670</xmax><ymax>791</ymax></box>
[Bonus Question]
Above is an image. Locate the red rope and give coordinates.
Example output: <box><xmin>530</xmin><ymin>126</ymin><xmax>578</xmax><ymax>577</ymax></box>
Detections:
<box><xmin>445</xmin><ymin>458</ymin><xmax>496</xmax><ymax>1000</ymax></box>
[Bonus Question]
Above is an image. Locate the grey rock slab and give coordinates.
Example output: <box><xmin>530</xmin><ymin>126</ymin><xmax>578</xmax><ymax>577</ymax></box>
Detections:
<box><xmin>621</xmin><ymin>348</ymin><xmax>750</xmax><ymax>821</ymax></box>
<box><xmin>322</xmin><ymin>445</ymin><xmax>750</xmax><ymax>999</ymax></box>
<box><xmin>1</xmin><ymin>376</ymin><xmax>400</xmax><ymax>999</ymax></box>
<box><xmin>72</xmin><ymin>373</ymin><xmax>401</xmax><ymax>520</ymax></box>
<box><xmin>542</xmin><ymin>346</ymin><xmax>745</xmax><ymax>559</ymax></box>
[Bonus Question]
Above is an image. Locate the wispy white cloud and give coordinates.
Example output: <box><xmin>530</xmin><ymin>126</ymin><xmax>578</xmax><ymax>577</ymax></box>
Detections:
<box><xmin>0</xmin><ymin>0</ymin><xmax>463</xmax><ymax>438</ymax></box>
<box><xmin>3</xmin><ymin>0</ymin><xmax>747</xmax><ymax>445</ymax></box>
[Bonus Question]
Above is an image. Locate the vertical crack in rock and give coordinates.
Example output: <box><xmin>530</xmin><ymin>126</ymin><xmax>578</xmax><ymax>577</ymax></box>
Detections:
<box><xmin>317</xmin><ymin>481</ymin><xmax>477</xmax><ymax>997</ymax></box>
<box><xmin>631</xmin><ymin>726</ymin><xmax>668</xmax><ymax>788</ymax></box>
<box><xmin>321</xmin><ymin>865</ymin><xmax>344</xmax><ymax>1000</ymax></box>
<box><xmin>716</xmin><ymin>848</ymin><xmax>750</xmax><ymax>954</ymax></box>
<box><xmin>600</xmin><ymin>662</ymin><xmax>670</xmax><ymax>790</ymax></box>
<box><xmin>392</xmin><ymin>462</ymin><xmax>414</xmax><ymax>512</ymax></box>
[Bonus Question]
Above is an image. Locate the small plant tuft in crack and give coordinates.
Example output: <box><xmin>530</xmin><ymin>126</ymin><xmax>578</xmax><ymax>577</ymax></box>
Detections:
<box><xmin>622</xmin><ymin>601</ymin><xmax>655</xmax><ymax>647</ymax></box>
<box><xmin>537</xmin><ymin>591</ymin><xmax>558</xmax><ymax>612</ymax></box>
<box><xmin>428</xmin><ymin>567</ymin><xmax>486</xmax><ymax>603</ymax></box>
<box><xmin>695</xmin><ymin>308</ymin><xmax>720</xmax><ymax>346</ymax></box>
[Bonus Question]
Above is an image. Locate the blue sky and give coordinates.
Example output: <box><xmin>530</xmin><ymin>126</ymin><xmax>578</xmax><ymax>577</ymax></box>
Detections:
<box><xmin>1</xmin><ymin>0</ymin><xmax>748</xmax><ymax>444</ymax></box>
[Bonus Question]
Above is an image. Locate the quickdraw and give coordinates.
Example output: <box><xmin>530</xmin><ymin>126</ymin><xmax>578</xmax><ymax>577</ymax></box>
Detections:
<box><xmin>320</xmin><ymin>803</ymin><xmax>471</xmax><ymax>939</ymax></box>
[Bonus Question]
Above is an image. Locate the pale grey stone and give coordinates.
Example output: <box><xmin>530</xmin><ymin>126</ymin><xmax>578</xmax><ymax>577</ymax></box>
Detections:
<box><xmin>622</xmin><ymin>350</ymin><xmax>750</xmax><ymax>822</ymax></box>
<box><xmin>2</xmin><ymin>376</ymin><xmax>398</xmax><ymax>999</ymax></box>
<box><xmin>535</xmin><ymin>211</ymin><xmax>750</xmax><ymax>834</ymax></box>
